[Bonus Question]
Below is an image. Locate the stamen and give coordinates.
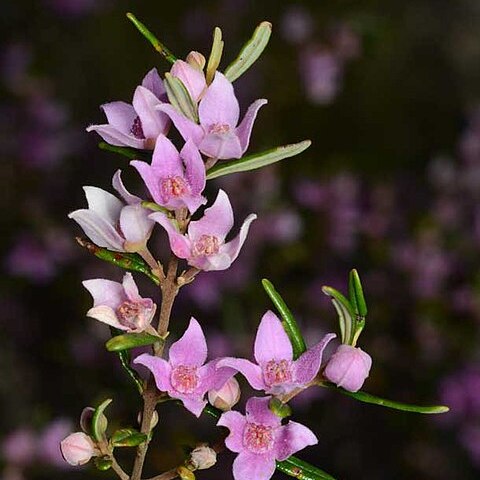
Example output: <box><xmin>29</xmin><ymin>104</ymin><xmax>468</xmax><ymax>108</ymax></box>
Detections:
<box><xmin>171</xmin><ymin>365</ymin><xmax>199</xmax><ymax>394</ymax></box>
<box><xmin>243</xmin><ymin>423</ymin><xmax>274</xmax><ymax>453</ymax></box>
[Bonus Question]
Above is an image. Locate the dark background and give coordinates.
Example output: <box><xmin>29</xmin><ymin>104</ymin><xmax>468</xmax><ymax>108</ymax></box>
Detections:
<box><xmin>1</xmin><ymin>1</ymin><xmax>480</xmax><ymax>479</ymax></box>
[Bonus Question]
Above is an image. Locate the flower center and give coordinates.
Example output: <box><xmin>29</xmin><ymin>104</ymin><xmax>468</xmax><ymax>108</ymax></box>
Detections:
<box><xmin>116</xmin><ymin>301</ymin><xmax>145</xmax><ymax>330</ymax></box>
<box><xmin>171</xmin><ymin>365</ymin><xmax>199</xmax><ymax>394</ymax></box>
<box><xmin>193</xmin><ymin>235</ymin><xmax>220</xmax><ymax>256</ymax></box>
<box><xmin>263</xmin><ymin>359</ymin><xmax>293</xmax><ymax>387</ymax></box>
<box><xmin>160</xmin><ymin>176</ymin><xmax>188</xmax><ymax>202</ymax></box>
<box><xmin>208</xmin><ymin>123</ymin><xmax>231</xmax><ymax>135</ymax></box>
<box><xmin>130</xmin><ymin>116</ymin><xmax>145</xmax><ymax>139</ymax></box>
<box><xmin>243</xmin><ymin>423</ymin><xmax>274</xmax><ymax>454</ymax></box>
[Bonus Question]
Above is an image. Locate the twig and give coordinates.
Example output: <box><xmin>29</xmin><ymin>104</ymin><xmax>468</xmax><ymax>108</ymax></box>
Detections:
<box><xmin>111</xmin><ymin>456</ymin><xmax>129</xmax><ymax>480</ymax></box>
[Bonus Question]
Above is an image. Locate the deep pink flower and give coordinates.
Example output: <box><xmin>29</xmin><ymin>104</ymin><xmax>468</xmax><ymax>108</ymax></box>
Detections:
<box><xmin>134</xmin><ymin>318</ymin><xmax>234</xmax><ymax>417</ymax></box>
<box><xmin>131</xmin><ymin>135</ymin><xmax>206</xmax><ymax>214</ymax></box>
<box><xmin>218</xmin><ymin>311</ymin><xmax>335</xmax><ymax>396</ymax></box>
<box><xmin>87</xmin><ymin>68</ymin><xmax>169</xmax><ymax>150</ymax></box>
<box><xmin>82</xmin><ymin>272</ymin><xmax>156</xmax><ymax>334</ymax></box>
<box><xmin>158</xmin><ymin>72</ymin><xmax>267</xmax><ymax>160</ymax></box>
<box><xmin>150</xmin><ymin>189</ymin><xmax>256</xmax><ymax>271</ymax></box>
<box><xmin>68</xmin><ymin>170</ymin><xmax>154</xmax><ymax>253</ymax></box>
<box><xmin>218</xmin><ymin>396</ymin><xmax>317</xmax><ymax>480</ymax></box>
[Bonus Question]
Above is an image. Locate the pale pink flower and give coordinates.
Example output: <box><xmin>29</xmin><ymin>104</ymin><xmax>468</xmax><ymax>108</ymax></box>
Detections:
<box><xmin>208</xmin><ymin>377</ymin><xmax>241</xmax><ymax>411</ymax></box>
<box><xmin>60</xmin><ymin>432</ymin><xmax>96</xmax><ymax>466</ymax></box>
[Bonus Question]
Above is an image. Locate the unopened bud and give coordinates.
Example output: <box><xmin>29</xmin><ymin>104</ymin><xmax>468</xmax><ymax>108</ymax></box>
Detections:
<box><xmin>190</xmin><ymin>445</ymin><xmax>217</xmax><ymax>470</ymax></box>
<box><xmin>186</xmin><ymin>51</ymin><xmax>206</xmax><ymax>70</ymax></box>
<box><xmin>208</xmin><ymin>377</ymin><xmax>240</xmax><ymax>411</ymax></box>
<box><xmin>177</xmin><ymin>465</ymin><xmax>196</xmax><ymax>480</ymax></box>
<box><xmin>137</xmin><ymin>410</ymin><xmax>159</xmax><ymax>430</ymax></box>
<box><xmin>80</xmin><ymin>407</ymin><xmax>95</xmax><ymax>434</ymax></box>
<box><xmin>60</xmin><ymin>432</ymin><xmax>96</xmax><ymax>466</ymax></box>
<box><xmin>324</xmin><ymin>344</ymin><xmax>372</xmax><ymax>392</ymax></box>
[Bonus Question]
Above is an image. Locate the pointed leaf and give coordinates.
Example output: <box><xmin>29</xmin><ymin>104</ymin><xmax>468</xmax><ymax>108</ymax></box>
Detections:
<box><xmin>224</xmin><ymin>21</ymin><xmax>272</xmax><ymax>82</ymax></box>
<box><xmin>98</xmin><ymin>142</ymin><xmax>151</xmax><ymax>161</ymax></box>
<box><xmin>206</xmin><ymin>140</ymin><xmax>311</xmax><ymax>180</ymax></box>
<box><xmin>206</xmin><ymin>27</ymin><xmax>224</xmax><ymax>85</ymax></box>
<box><xmin>95</xmin><ymin>457</ymin><xmax>112</xmax><ymax>471</ymax></box>
<box><xmin>349</xmin><ymin>269</ymin><xmax>367</xmax><ymax>317</ymax></box>
<box><xmin>322</xmin><ymin>286</ymin><xmax>355</xmax><ymax>345</ymax></box>
<box><xmin>117</xmin><ymin>348</ymin><xmax>144</xmax><ymax>394</ymax></box>
<box><xmin>277</xmin><ymin>456</ymin><xmax>336</xmax><ymax>480</ymax></box>
<box><xmin>106</xmin><ymin>332</ymin><xmax>161</xmax><ymax>352</ymax></box>
<box><xmin>111</xmin><ymin>428</ymin><xmax>148</xmax><ymax>447</ymax></box>
<box><xmin>92</xmin><ymin>398</ymin><xmax>112</xmax><ymax>442</ymax></box>
<box><xmin>262</xmin><ymin>278</ymin><xmax>306</xmax><ymax>359</ymax></box>
<box><xmin>164</xmin><ymin>73</ymin><xmax>199</xmax><ymax>122</ymax></box>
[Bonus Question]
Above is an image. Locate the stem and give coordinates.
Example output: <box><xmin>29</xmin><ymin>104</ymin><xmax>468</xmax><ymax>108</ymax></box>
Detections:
<box><xmin>146</xmin><ymin>470</ymin><xmax>178</xmax><ymax>480</ymax></box>
<box><xmin>158</xmin><ymin>255</ymin><xmax>180</xmax><ymax>340</ymax></box>
<box><xmin>138</xmin><ymin>247</ymin><xmax>165</xmax><ymax>282</ymax></box>
<box><xmin>111</xmin><ymin>456</ymin><xmax>129</xmax><ymax>480</ymax></box>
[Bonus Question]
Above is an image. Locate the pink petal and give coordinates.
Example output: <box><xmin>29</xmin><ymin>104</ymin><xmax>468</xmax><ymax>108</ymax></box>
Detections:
<box><xmin>293</xmin><ymin>333</ymin><xmax>336</xmax><ymax>385</ymax></box>
<box><xmin>121</xmin><ymin>272</ymin><xmax>140</xmax><ymax>302</ymax></box>
<box><xmin>130</xmin><ymin>161</ymin><xmax>162</xmax><ymax>205</ymax></box>
<box><xmin>132</xmin><ymin>86</ymin><xmax>168</xmax><ymax>139</ymax></box>
<box><xmin>198</xmin><ymin>72</ymin><xmax>240</xmax><ymax>128</ymax></box>
<box><xmin>274</xmin><ymin>421</ymin><xmax>318</xmax><ymax>461</ymax></box>
<box><xmin>101</xmin><ymin>101</ymin><xmax>137</xmax><ymax>134</ymax></box>
<box><xmin>254</xmin><ymin>311</ymin><xmax>293</xmax><ymax>364</ymax></box>
<box><xmin>83</xmin><ymin>186</ymin><xmax>123</xmax><ymax>225</ymax></box>
<box><xmin>217</xmin><ymin>411</ymin><xmax>247</xmax><ymax>453</ymax></box>
<box><xmin>151</xmin><ymin>135</ymin><xmax>183</xmax><ymax>175</ymax></box>
<box><xmin>188</xmin><ymin>189</ymin><xmax>234</xmax><ymax>242</ymax></box>
<box><xmin>217</xmin><ymin>358</ymin><xmax>265</xmax><ymax>390</ymax></box>
<box><xmin>85</xmin><ymin>124</ymin><xmax>145</xmax><ymax>149</ymax></box>
<box><xmin>134</xmin><ymin>354</ymin><xmax>172</xmax><ymax>392</ymax></box>
<box><xmin>168</xmin><ymin>317</ymin><xmax>207</xmax><ymax>367</ymax></box>
<box><xmin>149</xmin><ymin>213</ymin><xmax>192</xmax><ymax>259</ymax></box>
<box><xmin>183</xmin><ymin>194</ymin><xmax>207</xmax><ymax>216</ymax></box>
<box><xmin>187</xmin><ymin>251</ymin><xmax>232</xmax><ymax>271</ymax></box>
<box><xmin>157</xmin><ymin>104</ymin><xmax>204</xmax><ymax>144</ymax></box>
<box><xmin>221</xmin><ymin>213</ymin><xmax>257</xmax><ymax>263</ymax></box>
<box><xmin>112</xmin><ymin>170</ymin><xmax>141</xmax><ymax>205</ymax></box>
<box><xmin>85</xmin><ymin>305</ymin><xmax>127</xmax><ymax>330</ymax></box>
<box><xmin>181</xmin><ymin>139</ymin><xmax>206</xmax><ymax>195</ymax></box>
<box><xmin>119</xmin><ymin>204</ymin><xmax>154</xmax><ymax>249</ymax></box>
<box><xmin>199</xmin><ymin>131</ymin><xmax>243</xmax><ymax>160</ymax></box>
<box><xmin>179</xmin><ymin>397</ymin><xmax>207</xmax><ymax>418</ymax></box>
<box><xmin>141</xmin><ymin>68</ymin><xmax>166</xmax><ymax>99</ymax></box>
<box><xmin>232</xmin><ymin>451</ymin><xmax>276</xmax><ymax>480</ymax></box>
<box><xmin>171</xmin><ymin>60</ymin><xmax>206</xmax><ymax>102</ymax></box>
<box><xmin>82</xmin><ymin>278</ymin><xmax>125</xmax><ymax>308</ymax></box>
<box><xmin>245</xmin><ymin>397</ymin><xmax>280</xmax><ymax>427</ymax></box>
<box><xmin>235</xmin><ymin>99</ymin><xmax>268</xmax><ymax>152</ymax></box>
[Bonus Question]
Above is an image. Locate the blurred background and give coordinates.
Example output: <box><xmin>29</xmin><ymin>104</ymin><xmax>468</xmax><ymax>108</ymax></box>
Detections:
<box><xmin>2</xmin><ymin>1</ymin><xmax>480</xmax><ymax>479</ymax></box>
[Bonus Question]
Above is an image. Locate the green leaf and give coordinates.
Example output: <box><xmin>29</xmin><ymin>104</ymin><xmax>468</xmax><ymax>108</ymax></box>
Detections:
<box><xmin>141</xmin><ymin>201</ymin><xmax>170</xmax><ymax>214</ymax></box>
<box><xmin>98</xmin><ymin>142</ymin><xmax>151</xmax><ymax>161</ymax></box>
<box><xmin>224</xmin><ymin>21</ymin><xmax>272</xmax><ymax>82</ymax></box>
<box><xmin>206</xmin><ymin>27</ymin><xmax>224</xmax><ymax>84</ymax></box>
<box><xmin>92</xmin><ymin>398</ymin><xmax>112</xmax><ymax>442</ymax></box>
<box><xmin>126</xmin><ymin>13</ymin><xmax>177</xmax><ymax>64</ymax></box>
<box><xmin>75</xmin><ymin>238</ymin><xmax>160</xmax><ymax>285</ymax></box>
<box><xmin>320</xmin><ymin>382</ymin><xmax>450</xmax><ymax>414</ymax></box>
<box><xmin>206</xmin><ymin>140</ymin><xmax>311</xmax><ymax>180</ymax></box>
<box><xmin>262</xmin><ymin>279</ymin><xmax>306</xmax><ymax>359</ymax></box>
<box><xmin>322</xmin><ymin>286</ymin><xmax>355</xmax><ymax>345</ymax></box>
<box><xmin>95</xmin><ymin>456</ymin><xmax>112</xmax><ymax>471</ymax></box>
<box><xmin>164</xmin><ymin>73</ymin><xmax>199</xmax><ymax>122</ymax></box>
<box><xmin>277</xmin><ymin>456</ymin><xmax>336</xmax><ymax>480</ymax></box>
<box><xmin>349</xmin><ymin>269</ymin><xmax>368</xmax><ymax>317</ymax></box>
<box><xmin>116</xmin><ymin>348</ymin><xmax>144</xmax><ymax>394</ymax></box>
<box><xmin>111</xmin><ymin>428</ymin><xmax>148</xmax><ymax>447</ymax></box>
<box><xmin>106</xmin><ymin>332</ymin><xmax>161</xmax><ymax>352</ymax></box>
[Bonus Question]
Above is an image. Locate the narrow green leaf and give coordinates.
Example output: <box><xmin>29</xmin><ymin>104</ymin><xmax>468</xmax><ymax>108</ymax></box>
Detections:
<box><xmin>322</xmin><ymin>286</ymin><xmax>355</xmax><ymax>345</ymax></box>
<box><xmin>106</xmin><ymin>332</ymin><xmax>161</xmax><ymax>352</ymax></box>
<box><xmin>92</xmin><ymin>398</ymin><xmax>112</xmax><ymax>442</ymax></box>
<box><xmin>111</xmin><ymin>428</ymin><xmax>147</xmax><ymax>447</ymax></box>
<box><xmin>117</xmin><ymin>349</ymin><xmax>144</xmax><ymax>394</ymax></box>
<box><xmin>206</xmin><ymin>140</ymin><xmax>311</xmax><ymax>180</ymax></box>
<box><xmin>349</xmin><ymin>269</ymin><xmax>368</xmax><ymax>317</ymax></box>
<box><xmin>224</xmin><ymin>21</ymin><xmax>272</xmax><ymax>82</ymax></box>
<box><xmin>262</xmin><ymin>279</ymin><xmax>306</xmax><ymax>359</ymax></box>
<box><xmin>164</xmin><ymin>73</ymin><xmax>199</xmax><ymax>122</ymax></box>
<box><xmin>98</xmin><ymin>142</ymin><xmax>151</xmax><ymax>161</ymax></box>
<box><xmin>320</xmin><ymin>382</ymin><xmax>450</xmax><ymax>414</ymax></box>
<box><xmin>126</xmin><ymin>13</ymin><xmax>177</xmax><ymax>64</ymax></box>
<box><xmin>206</xmin><ymin>27</ymin><xmax>224</xmax><ymax>84</ymax></box>
<box><xmin>75</xmin><ymin>238</ymin><xmax>160</xmax><ymax>285</ymax></box>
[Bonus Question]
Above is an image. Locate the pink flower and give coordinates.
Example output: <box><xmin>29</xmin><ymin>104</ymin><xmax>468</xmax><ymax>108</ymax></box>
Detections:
<box><xmin>218</xmin><ymin>396</ymin><xmax>317</xmax><ymax>480</ymax></box>
<box><xmin>158</xmin><ymin>72</ymin><xmax>267</xmax><ymax>160</ymax></box>
<box><xmin>170</xmin><ymin>58</ymin><xmax>207</xmax><ymax>102</ymax></box>
<box><xmin>134</xmin><ymin>318</ymin><xmax>234</xmax><ymax>417</ymax></box>
<box><xmin>324</xmin><ymin>344</ymin><xmax>372</xmax><ymax>392</ymax></box>
<box><xmin>60</xmin><ymin>432</ymin><xmax>96</xmax><ymax>466</ymax></box>
<box><xmin>131</xmin><ymin>135</ymin><xmax>206</xmax><ymax>214</ymax></box>
<box><xmin>82</xmin><ymin>272</ymin><xmax>156</xmax><ymax>333</ymax></box>
<box><xmin>150</xmin><ymin>189</ymin><xmax>256</xmax><ymax>271</ymax></box>
<box><xmin>87</xmin><ymin>68</ymin><xmax>170</xmax><ymax>150</ymax></box>
<box><xmin>218</xmin><ymin>311</ymin><xmax>336</xmax><ymax>396</ymax></box>
<box><xmin>68</xmin><ymin>170</ymin><xmax>154</xmax><ymax>253</ymax></box>
<box><xmin>208</xmin><ymin>377</ymin><xmax>241</xmax><ymax>411</ymax></box>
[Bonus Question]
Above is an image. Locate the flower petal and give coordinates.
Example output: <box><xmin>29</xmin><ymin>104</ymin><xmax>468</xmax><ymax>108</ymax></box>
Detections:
<box><xmin>293</xmin><ymin>333</ymin><xmax>336</xmax><ymax>385</ymax></box>
<box><xmin>157</xmin><ymin>104</ymin><xmax>204</xmax><ymax>144</ymax></box>
<box><xmin>119</xmin><ymin>204</ymin><xmax>154</xmax><ymax>249</ymax></box>
<box><xmin>112</xmin><ymin>170</ymin><xmax>141</xmax><ymax>205</ymax></box>
<box><xmin>235</xmin><ymin>99</ymin><xmax>268</xmax><ymax>153</ymax></box>
<box><xmin>220</xmin><ymin>213</ymin><xmax>257</xmax><ymax>263</ymax></box>
<box><xmin>198</xmin><ymin>131</ymin><xmax>243</xmax><ymax>160</ymax></box>
<box><xmin>85</xmin><ymin>124</ymin><xmax>144</xmax><ymax>149</ymax></box>
<box><xmin>171</xmin><ymin>60</ymin><xmax>207</xmax><ymax>102</ymax></box>
<box><xmin>216</xmin><ymin>358</ymin><xmax>265</xmax><ymax>390</ymax></box>
<box><xmin>245</xmin><ymin>397</ymin><xmax>280</xmax><ymax>427</ymax></box>
<box><xmin>130</xmin><ymin>160</ymin><xmax>162</xmax><ymax>205</ymax></box>
<box><xmin>151</xmin><ymin>134</ymin><xmax>183</xmax><ymax>175</ymax></box>
<box><xmin>188</xmin><ymin>251</ymin><xmax>233</xmax><ymax>271</ymax></box>
<box><xmin>141</xmin><ymin>67</ymin><xmax>166</xmax><ymax>99</ymax></box>
<box><xmin>232</xmin><ymin>451</ymin><xmax>276</xmax><ymax>480</ymax></box>
<box><xmin>83</xmin><ymin>186</ymin><xmax>123</xmax><ymax>225</ymax></box>
<box><xmin>199</xmin><ymin>72</ymin><xmax>240</xmax><ymax>127</ymax></box>
<box><xmin>132</xmin><ymin>86</ymin><xmax>169</xmax><ymax>139</ymax></box>
<box><xmin>254</xmin><ymin>311</ymin><xmax>293</xmax><ymax>364</ymax></box>
<box><xmin>85</xmin><ymin>305</ymin><xmax>127</xmax><ymax>330</ymax></box>
<box><xmin>149</xmin><ymin>213</ymin><xmax>192</xmax><ymax>259</ymax></box>
<box><xmin>217</xmin><ymin>411</ymin><xmax>247</xmax><ymax>453</ymax></box>
<box><xmin>121</xmin><ymin>272</ymin><xmax>140</xmax><ymax>302</ymax></box>
<box><xmin>134</xmin><ymin>354</ymin><xmax>172</xmax><ymax>392</ymax></box>
<box><xmin>169</xmin><ymin>317</ymin><xmax>207</xmax><ymax>367</ymax></box>
<box><xmin>198</xmin><ymin>361</ymin><xmax>235</xmax><ymax>393</ymax></box>
<box><xmin>181</xmin><ymin>139</ymin><xmax>206</xmax><ymax>195</ymax></box>
<box><xmin>274</xmin><ymin>421</ymin><xmax>318</xmax><ymax>461</ymax></box>
<box><xmin>178</xmin><ymin>397</ymin><xmax>207</xmax><ymax>418</ymax></box>
<box><xmin>82</xmin><ymin>278</ymin><xmax>125</xmax><ymax>309</ymax></box>
<box><xmin>101</xmin><ymin>101</ymin><xmax>137</xmax><ymax>134</ymax></box>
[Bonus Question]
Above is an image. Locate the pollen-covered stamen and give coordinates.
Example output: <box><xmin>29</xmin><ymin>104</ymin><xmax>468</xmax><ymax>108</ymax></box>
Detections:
<box><xmin>171</xmin><ymin>365</ymin><xmax>199</xmax><ymax>394</ymax></box>
<box><xmin>160</xmin><ymin>176</ymin><xmax>189</xmax><ymax>202</ymax></box>
<box><xmin>263</xmin><ymin>359</ymin><xmax>293</xmax><ymax>387</ymax></box>
<box><xmin>193</xmin><ymin>235</ymin><xmax>220</xmax><ymax>256</ymax></box>
<box><xmin>243</xmin><ymin>423</ymin><xmax>275</xmax><ymax>454</ymax></box>
<box><xmin>208</xmin><ymin>123</ymin><xmax>231</xmax><ymax>135</ymax></box>
<box><xmin>130</xmin><ymin>116</ymin><xmax>145</xmax><ymax>139</ymax></box>
<box><xmin>116</xmin><ymin>300</ymin><xmax>145</xmax><ymax>329</ymax></box>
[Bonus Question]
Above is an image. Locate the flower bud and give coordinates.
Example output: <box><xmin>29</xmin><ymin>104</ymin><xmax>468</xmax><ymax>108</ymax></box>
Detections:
<box><xmin>137</xmin><ymin>410</ymin><xmax>159</xmax><ymax>430</ymax></box>
<box><xmin>324</xmin><ymin>344</ymin><xmax>372</xmax><ymax>392</ymax></box>
<box><xmin>60</xmin><ymin>432</ymin><xmax>96</xmax><ymax>466</ymax></box>
<box><xmin>190</xmin><ymin>445</ymin><xmax>217</xmax><ymax>470</ymax></box>
<box><xmin>80</xmin><ymin>407</ymin><xmax>95</xmax><ymax>434</ymax></box>
<box><xmin>208</xmin><ymin>377</ymin><xmax>241</xmax><ymax>411</ymax></box>
<box><xmin>177</xmin><ymin>465</ymin><xmax>196</xmax><ymax>480</ymax></box>
<box><xmin>186</xmin><ymin>51</ymin><xmax>206</xmax><ymax>70</ymax></box>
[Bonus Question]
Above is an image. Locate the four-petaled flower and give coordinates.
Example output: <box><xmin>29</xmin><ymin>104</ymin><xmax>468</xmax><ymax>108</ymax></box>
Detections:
<box><xmin>87</xmin><ymin>68</ymin><xmax>170</xmax><ymax>150</ymax></box>
<box><xmin>158</xmin><ymin>72</ymin><xmax>267</xmax><ymax>160</ymax></box>
<box><xmin>131</xmin><ymin>135</ymin><xmax>206</xmax><ymax>214</ymax></box>
<box><xmin>218</xmin><ymin>396</ymin><xmax>317</xmax><ymax>480</ymax></box>
<box><xmin>134</xmin><ymin>318</ymin><xmax>234</xmax><ymax>417</ymax></box>
<box><xmin>150</xmin><ymin>189</ymin><xmax>256</xmax><ymax>271</ymax></box>
<box><xmin>83</xmin><ymin>272</ymin><xmax>157</xmax><ymax>334</ymax></box>
<box><xmin>218</xmin><ymin>311</ymin><xmax>336</xmax><ymax>396</ymax></box>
